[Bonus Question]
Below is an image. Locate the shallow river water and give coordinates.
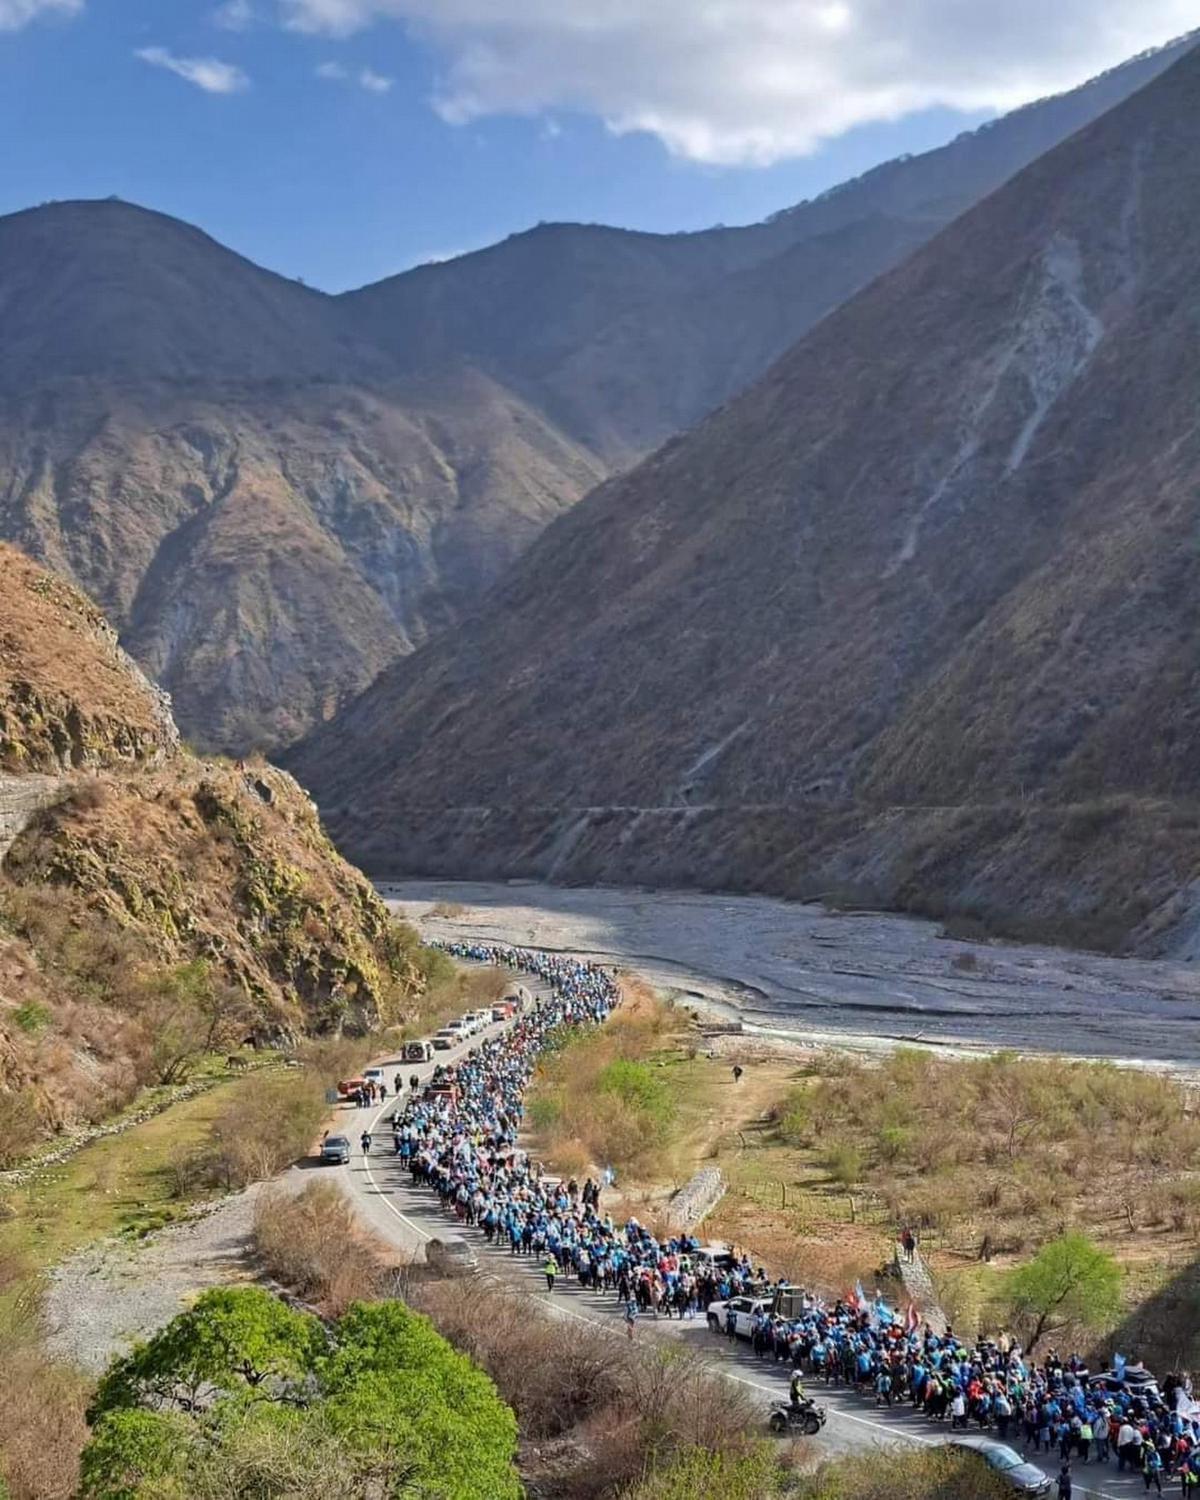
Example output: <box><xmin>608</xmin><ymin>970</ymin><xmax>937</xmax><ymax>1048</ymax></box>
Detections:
<box><xmin>383</xmin><ymin>880</ymin><xmax>1200</xmax><ymax>1069</ymax></box>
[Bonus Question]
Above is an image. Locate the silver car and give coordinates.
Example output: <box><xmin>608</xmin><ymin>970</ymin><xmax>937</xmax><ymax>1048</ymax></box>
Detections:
<box><xmin>948</xmin><ymin>1436</ymin><xmax>1052</xmax><ymax>1495</ymax></box>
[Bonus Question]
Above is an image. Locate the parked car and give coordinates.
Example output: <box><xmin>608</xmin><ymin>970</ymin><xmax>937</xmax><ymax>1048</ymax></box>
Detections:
<box><xmin>320</xmin><ymin>1134</ymin><xmax>351</xmax><ymax>1165</ymax></box>
<box><xmin>706</xmin><ymin>1296</ymin><xmax>771</xmax><ymax>1337</ymax></box>
<box><xmin>947</xmin><ymin>1437</ymin><xmax>1051</xmax><ymax>1495</ymax></box>
<box><xmin>431</xmin><ymin>1033</ymin><xmax>455</xmax><ymax>1052</ymax></box>
<box><xmin>691</xmin><ymin>1243</ymin><xmax>737</xmax><ymax>1276</ymax></box>
<box><xmin>500</xmin><ymin>984</ymin><xmax>533</xmax><ymax>1012</ymax></box>
<box><xmin>425</xmin><ymin>1237</ymin><xmax>479</xmax><ymax>1278</ymax></box>
<box><xmin>335</xmin><ymin>1076</ymin><xmax>366</xmax><ymax>1099</ymax></box>
<box><xmin>403</xmin><ymin>1040</ymin><xmax>434</xmax><ymax>1063</ymax></box>
<box><xmin>363</xmin><ymin>1067</ymin><xmax>386</xmax><ymax>1089</ymax></box>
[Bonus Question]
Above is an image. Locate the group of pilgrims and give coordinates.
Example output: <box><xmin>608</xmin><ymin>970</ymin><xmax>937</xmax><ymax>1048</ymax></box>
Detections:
<box><xmin>378</xmin><ymin>939</ymin><xmax>1199</xmax><ymax>1493</ymax></box>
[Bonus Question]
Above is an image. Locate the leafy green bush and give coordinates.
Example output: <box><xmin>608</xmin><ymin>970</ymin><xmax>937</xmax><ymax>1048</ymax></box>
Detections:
<box><xmin>823</xmin><ymin>1140</ymin><xmax>863</xmax><ymax>1188</ymax></box>
<box><xmin>11</xmin><ymin>1002</ymin><xmax>50</xmax><ymax>1036</ymax></box>
<box><xmin>81</xmin><ymin>1288</ymin><xmax>520</xmax><ymax>1500</ymax></box>
<box><xmin>598</xmin><ymin>1059</ymin><xmax>676</xmax><ymax>1128</ymax></box>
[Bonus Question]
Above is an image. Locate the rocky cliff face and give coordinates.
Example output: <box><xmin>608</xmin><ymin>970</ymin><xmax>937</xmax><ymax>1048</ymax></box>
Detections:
<box><xmin>289</xmin><ymin>43</ymin><xmax>1200</xmax><ymax>954</ymax></box>
<box><xmin>0</xmin><ymin>33</ymin><xmax>1191</xmax><ymax>753</ymax></box>
<box><xmin>0</xmin><ymin>548</ymin><xmax>426</xmax><ymax>1141</ymax></box>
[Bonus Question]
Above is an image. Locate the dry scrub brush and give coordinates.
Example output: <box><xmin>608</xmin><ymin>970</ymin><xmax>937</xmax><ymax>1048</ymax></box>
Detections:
<box><xmin>0</xmin><ymin>1285</ymin><xmax>90</xmax><ymax>1500</ymax></box>
<box><xmin>414</xmin><ymin>1278</ymin><xmax>760</xmax><ymax>1498</ymax></box>
<box><xmin>771</xmin><ymin>1047</ymin><xmax>1200</xmax><ymax>1252</ymax></box>
<box><xmin>526</xmin><ymin>988</ymin><xmax>678</xmax><ymax>1176</ymax></box>
<box><xmin>254</xmin><ymin>1182</ymin><xmax>396</xmax><ymax>1315</ymax></box>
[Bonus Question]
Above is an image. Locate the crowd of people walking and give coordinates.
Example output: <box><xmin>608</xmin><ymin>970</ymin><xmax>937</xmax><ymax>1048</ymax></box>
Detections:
<box><xmin>373</xmin><ymin>940</ymin><xmax>1199</xmax><ymax>1491</ymax></box>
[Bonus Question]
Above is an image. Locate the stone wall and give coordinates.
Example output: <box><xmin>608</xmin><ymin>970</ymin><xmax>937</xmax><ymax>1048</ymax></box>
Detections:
<box><xmin>666</xmin><ymin>1166</ymin><xmax>725</xmax><ymax>1231</ymax></box>
<box><xmin>0</xmin><ymin>771</ymin><xmax>61</xmax><ymax>863</ymax></box>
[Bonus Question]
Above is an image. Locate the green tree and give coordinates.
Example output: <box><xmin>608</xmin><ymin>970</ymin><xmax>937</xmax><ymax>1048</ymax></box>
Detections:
<box><xmin>81</xmin><ymin>1289</ymin><xmax>521</xmax><ymax>1500</ymax></box>
<box><xmin>321</xmin><ymin>1301</ymin><xmax>522</xmax><ymax>1500</ymax></box>
<box><xmin>89</xmin><ymin>1287</ymin><xmax>326</xmax><ymax>1419</ymax></box>
<box><xmin>1000</xmin><ymin>1232</ymin><xmax>1121</xmax><ymax>1352</ymax></box>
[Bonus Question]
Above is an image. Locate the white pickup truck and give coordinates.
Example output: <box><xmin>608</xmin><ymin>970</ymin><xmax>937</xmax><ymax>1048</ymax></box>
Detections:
<box><xmin>706</xmin><ymin>1295</ymin><xmax>771</xmax><ymax>1338</ymax></box>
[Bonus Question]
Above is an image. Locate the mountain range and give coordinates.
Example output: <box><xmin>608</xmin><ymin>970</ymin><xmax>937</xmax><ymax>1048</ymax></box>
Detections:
<box><xmin>289</xmin><ymin>36</ymin><xmax>1200</xmax><ymax>954</ymax></box>
<box><xmin>0</xmin><ymin>31</ymin><xmax>1193</xmax><ymax>753</ymax></box>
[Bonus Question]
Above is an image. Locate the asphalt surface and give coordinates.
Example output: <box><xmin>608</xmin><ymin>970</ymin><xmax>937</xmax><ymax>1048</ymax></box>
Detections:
<box><xmin>316</xmin><ymin>964</ymin><xmax>1153</xmax><ymax>1499</ymax></box>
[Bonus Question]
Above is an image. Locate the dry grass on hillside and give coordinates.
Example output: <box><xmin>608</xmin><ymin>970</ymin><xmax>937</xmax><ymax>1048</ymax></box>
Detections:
<box><xmin>770</xmin><ymin>1048</ymin><xmax>1200</xmax><ymax>1258</ymax></box>
<box><xmin>523</xmin><ymin>983</ymin><xmax>679</xmax><ymax>1178</ymax></box>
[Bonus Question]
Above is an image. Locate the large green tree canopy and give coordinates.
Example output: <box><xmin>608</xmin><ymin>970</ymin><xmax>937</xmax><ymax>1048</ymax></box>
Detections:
<box><xmin>81</xmin><ymin>1287</ymin><xmax>521</xmax><ymax>1500</ymax></box>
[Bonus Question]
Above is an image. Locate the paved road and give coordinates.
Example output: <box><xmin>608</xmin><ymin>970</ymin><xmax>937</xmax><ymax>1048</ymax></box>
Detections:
<box><xmin>319</xmin><ymin>965</ymin><xmax>1151</xmax><ymax>1500</ymax></box>
<box><xmin>383</xmin><ymin>880</ymin><xmax>1200</xmax><ymax>1067</ymax></box>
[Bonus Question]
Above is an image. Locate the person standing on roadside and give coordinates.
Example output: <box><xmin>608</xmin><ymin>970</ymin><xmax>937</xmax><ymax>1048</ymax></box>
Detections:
<box><xmin>544</xmin><ymin>1254</ymin><xmax>559</xmax><ymax>1293</ymax></box>
<box><xmin>624</xmin><ymin>1296</ymin><xmax>638</xmax><ymax>1340</ymax></box>
<box><xmin>1057</xmin><ymin>1462</ymin><xmax>1072</xmax><ymax>1499</ymax></box>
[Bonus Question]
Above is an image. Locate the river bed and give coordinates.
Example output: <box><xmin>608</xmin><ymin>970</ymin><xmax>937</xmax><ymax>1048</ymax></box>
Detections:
<box><xmin>383</xmin><ymin>880</ymin><xmax>1200</xmax><ymax>1070</ymax></box>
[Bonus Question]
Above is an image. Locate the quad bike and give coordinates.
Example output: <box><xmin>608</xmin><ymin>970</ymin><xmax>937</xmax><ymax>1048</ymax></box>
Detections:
<box><xmin>768</xmin><ymin>1398</ymin><xmax>826</xmax><ymax>1436</ymax></box>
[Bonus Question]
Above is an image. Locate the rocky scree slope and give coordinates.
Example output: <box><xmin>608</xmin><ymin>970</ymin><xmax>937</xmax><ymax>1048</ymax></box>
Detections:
<box><xmin>0</xmin><ymin>33</ymin><xmax>1192</xmax><ymax>754</ymax></box>
<box><xmin>0</xmin><ymin>202</ymin><xmax>603</xmax><ymax>753</ymax></box>
<box><xmin>0</xmin><ymin>546</ymin><xmax>425</xmax><ymax>1145</ymax></box>
<box><xmin>291</xmin><ymin>43</ymin><xmax>1200</xmax><ymax>955</ymax></box>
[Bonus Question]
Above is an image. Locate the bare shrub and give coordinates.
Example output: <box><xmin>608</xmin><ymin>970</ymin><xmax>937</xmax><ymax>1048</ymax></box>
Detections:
<box><xmin>254</xmin><ymin>1183</ymin><xmax>390</xmax><ymax>1314</ymax></box>
<box><xmin>0</xmin><ymin>1289</ymin><xmax>90</xmax><ymax>1500</ymax></box>
<box><xmin>412</xmin><ymin>1279</ymin><xmax>757</xmax><ymax>1497</ymax></box>
<box><xmin>203</xmin><ymin>1072</ymin><xmax>327</xmax><ymax>1189</ymax></box>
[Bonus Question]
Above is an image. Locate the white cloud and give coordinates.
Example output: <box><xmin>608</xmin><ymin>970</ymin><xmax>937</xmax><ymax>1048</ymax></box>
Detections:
<box><xmin>358</xmin><ymin>66</ymin><xmax>393</xmax><ymax>91</ymax></box>
<box><xmin>316</xmin><ymin>58</ymin><xmax>394</xmax><ymax>91</ymax></box>
<box><xmin>0</xmin><ymin>0</ymin><xmax>81</xmax><ymax>31</ymax></box>
<box><xmin>214</xmin><ymin>0</ymin><xmax>256</xmax><ymax>30</ymax></box>
<box><xmin>275</xmin><ymin>0</ymin><xmax>1199</xmax><ymax>165</ymax></box>
<box><xmin>135</xmin><ymin>45</ymin><xmax>250</xmax><ymax>94</ymax></box>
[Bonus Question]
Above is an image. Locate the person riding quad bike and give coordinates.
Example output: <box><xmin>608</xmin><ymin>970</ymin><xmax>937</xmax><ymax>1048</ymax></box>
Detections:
<box><xmin>790</xmin><ymin>1370</ymin><xmax>807</xmax><ymax>1411</ymax></box>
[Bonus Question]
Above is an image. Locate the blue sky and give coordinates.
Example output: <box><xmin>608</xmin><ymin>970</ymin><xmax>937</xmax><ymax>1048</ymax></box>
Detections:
<box><xmin>0</xmin><ymin>1</ymin><xmax>1192</xmax><ymax>291</ymax></box>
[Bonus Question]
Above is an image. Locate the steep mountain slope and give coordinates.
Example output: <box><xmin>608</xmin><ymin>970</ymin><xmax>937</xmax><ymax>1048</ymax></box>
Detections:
<box><xmin>0</xmin><ymin>33</ymin><xmax>1190</xmax><ymax>753</ymax></box>
<box><xmin>0</xmin><ymin>199</ymin><xmax>381</xmax><ymax>390</ymax></box>
<box><xmin>0</xmin><ymin>545</ymin><xmax>428</xmax><ymax>1141</ymax></box>
<box><xmin>0</xmin><ymin>203</ymin><xmax>602</xmax><ymax>751</ymax></box>
<box><xmin>345</xmin><ymin>32</ymin><xmax>1197</xmax><ymax>461</ymax></box>
<box><xmin>0</xmin><ymin>369</ymin><xmax>600</xmax><ymax>750</ymax></box>
<box><xmin>291</xmin><ymin>43</ymin><xmax>1200</xmax><ymax>951</ymax></box>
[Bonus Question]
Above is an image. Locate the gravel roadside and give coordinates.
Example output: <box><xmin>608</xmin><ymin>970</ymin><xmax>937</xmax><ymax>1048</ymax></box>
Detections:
<box><xmin>43</xmin><ymin>1183</ymin><xmax>268</xmax><ymax>1372</ymax></box>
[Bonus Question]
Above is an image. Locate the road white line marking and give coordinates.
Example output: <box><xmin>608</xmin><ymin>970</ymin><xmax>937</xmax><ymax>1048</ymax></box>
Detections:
<box><xmin>343</xmin><ymin>973</ymin><xmax>1133</xmax><ymax>1500</ymax></box>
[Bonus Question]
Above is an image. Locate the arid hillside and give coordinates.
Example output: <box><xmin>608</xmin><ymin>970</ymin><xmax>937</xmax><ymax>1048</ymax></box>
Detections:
<box><xmin>0</xmin><ymin>546</ymin><xmax>428</xmax><ymax>1144</ymax></box>
<box><xmin>0</xmin><ymin>34</ymin><xmax>1191</xmax><ymax>752</ymax></box>
<box><xmin>291</xmin><ymin>43</ymin><xmax>1200</xmax><ymax>953</ymax></box>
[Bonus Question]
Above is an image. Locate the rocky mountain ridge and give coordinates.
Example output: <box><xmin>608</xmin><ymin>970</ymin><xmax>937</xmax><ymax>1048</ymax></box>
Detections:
<box><xmin>289</xmin><ymin>40</ymin><xmax>1200</xmax><ymax>955</ymax></box>
<box><xmin>1</xmin><ymin>30</ymin><xmax>1194</xmax><ymax>751</ymax></box>
<box><xmin>0</xmin><ymin>545</ymin><xmax>427</xmax><ymax>1142</ymax></box>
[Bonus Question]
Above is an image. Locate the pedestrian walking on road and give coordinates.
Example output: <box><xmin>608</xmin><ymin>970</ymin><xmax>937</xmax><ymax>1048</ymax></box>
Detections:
<box><xmin>732</xmin><ymin>1064</ymin><xmax>744</xmax><ymax>1084</ymax></box>
<box><xmin>409</xmin><ymin>1073</ymin><xmax>420</xmax><ymax>1093</ymax></box>
<box><xmin>544</xmin><ymin>1255</ymin><xmax>559</xmax><ymax>1293</ymax></box>
<box><xmin>624</xmin><ymin>1297</ymin><xmax>638</xmax><ymax>1340</ymax></box>
<box><xmin>360</xmin><ymin>1131</ymin><xmax>372</xmax><ymax>1154</ymax></box>
<box><xmin>1057</xmin><ymin>1463</ymin><xmax>1072</xmax><ymax>1499</ymax></box>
